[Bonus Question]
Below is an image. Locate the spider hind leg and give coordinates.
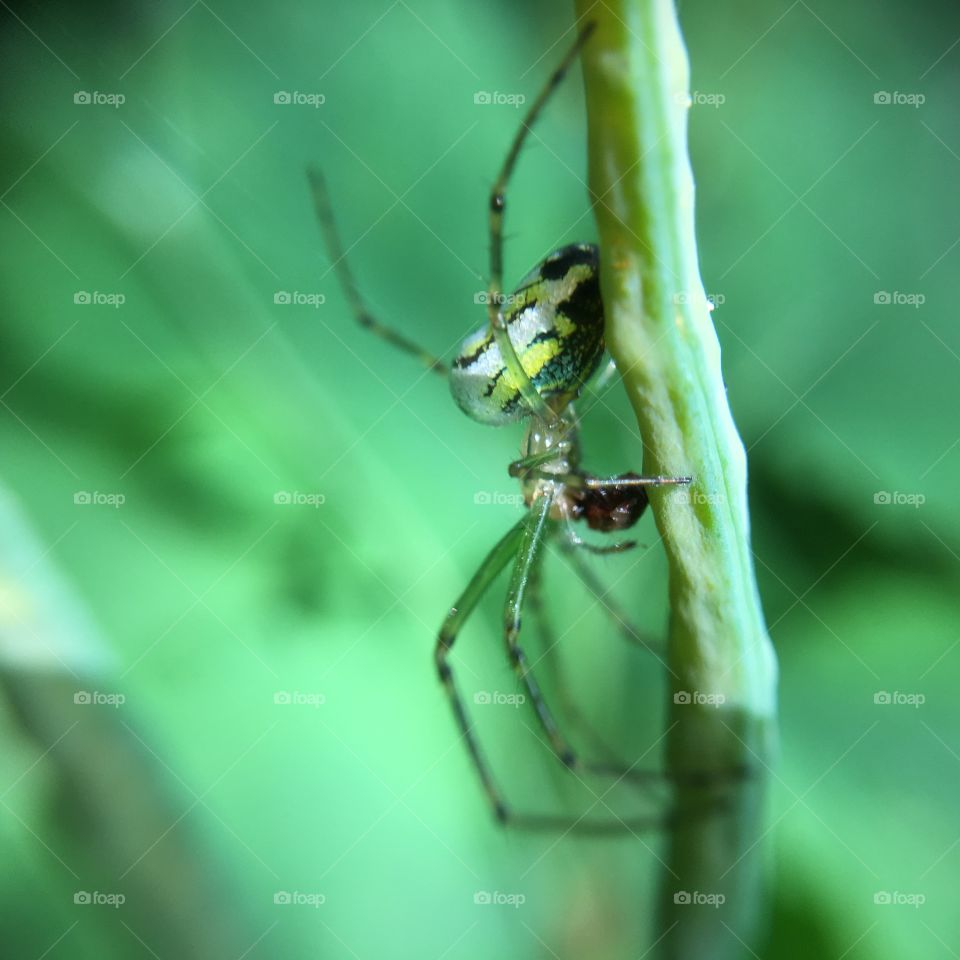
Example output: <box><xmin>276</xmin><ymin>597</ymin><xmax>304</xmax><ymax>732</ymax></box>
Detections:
<box><xmin>307</xmin><ymin>165</ymin><xmax>448</xmax><ymax>375</ymax></box>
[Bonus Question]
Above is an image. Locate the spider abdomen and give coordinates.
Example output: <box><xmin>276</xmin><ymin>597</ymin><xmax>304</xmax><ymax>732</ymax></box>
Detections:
<box><xmin>449</xmin><ymin>243</ymin><xmax>604</xmax><ymax>425</ymax></box>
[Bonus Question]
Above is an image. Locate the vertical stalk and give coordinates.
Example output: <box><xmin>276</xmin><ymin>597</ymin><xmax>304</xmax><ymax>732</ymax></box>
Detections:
<box><xmin>573</xmin><ymin>2</ymin><xmax>778</xmax><ymax>956</ymax></box>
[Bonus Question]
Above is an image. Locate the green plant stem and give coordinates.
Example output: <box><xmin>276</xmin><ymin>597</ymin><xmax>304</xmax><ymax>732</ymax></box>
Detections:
<box><xmin>574</xmin><ymin>1</ymin><xmax>778</xmax><ymax>956</ymax></box>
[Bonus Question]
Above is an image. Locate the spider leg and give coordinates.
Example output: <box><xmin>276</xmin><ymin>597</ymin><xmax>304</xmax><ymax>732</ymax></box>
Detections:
<box><xmin>575</xmin><ymin>359</ymin><xmax>619</xmax><ymax>418</ymax></box>
<box><xmin>527</xmin><ymin>531</ymin><xmax>746</xmax><ymax>797</ymax></box>
<box><xmin>307</xmin><ymin>166</ymin><xmax>448</xmax><ymax>375</ymax></box>
<box><xmin>435</xmin><ymin>520</ymin><xmax>525</xmax><ymax>822</ymax></box>
<box><xmin>512</xmin><ymin>518</ymin><xmax>665</xmax><ymax>783</ymax></box>
<box><xmin>590</xmin><ymin>357</ymin><xmax>619</xmax><ymax>393</ymax></box>
<box><xmin>552</xmin><ymin>534</ymin><xmax>753</xmax><ymax>793</ymax></box>
<box><xmin>527</xmin><ymin>544</ymin><xmax>629</xmax><ymax>766</ymax></box>
<box><xmin>585</xmin><ymin>475</ymin><xmax>693</xmax><ymax>489</ymax></box>
<box><xmin>502</xmin><ymin>492</ymin><xmax>579</xmax><ymax>766</ymax></box>
<box><xmin>507</xmin><ymin>449</ymin><xmax>564</xmax><ymax>479</ymax></box>
<box><xmin>501</xmin><ymin>499</ymin><xmax>659</xmax><ymax>776</ymax></box>
<box><xmin>557</xmin><ymin>532</ymin><xmax>663</xmax><ymax>654</ymax></box>
<box><xmin>485</xmin><ymin>24</ymin><xmax>596</xmax><ymax>422</ymax></box>
<box><xmin>564</xmin><ymin>528</ymin><xmax>638</xmax><ymax>554</ymax></box>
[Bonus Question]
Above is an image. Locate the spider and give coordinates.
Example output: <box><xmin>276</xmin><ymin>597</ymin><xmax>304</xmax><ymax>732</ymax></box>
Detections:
<box><xmin>309</xmin><ymin>24</ymin><xmax>693</xmax><ymax>832</ymax></box>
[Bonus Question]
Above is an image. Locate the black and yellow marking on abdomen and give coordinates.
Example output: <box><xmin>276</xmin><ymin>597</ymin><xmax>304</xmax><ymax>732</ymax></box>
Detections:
<box><xmin>450</xmin><ymin>243</ymin><xmax>605</xmax><ymax>425</ymax></box>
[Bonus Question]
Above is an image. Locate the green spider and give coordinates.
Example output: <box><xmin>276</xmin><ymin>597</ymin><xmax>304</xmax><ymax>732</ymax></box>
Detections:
<box><xmin>310</xmin><ymin>24</ymin><xmax>691</xmax><ymax>832</ymax></box>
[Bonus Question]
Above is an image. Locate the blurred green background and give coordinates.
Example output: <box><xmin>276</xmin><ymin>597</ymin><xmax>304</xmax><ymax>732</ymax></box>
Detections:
<box><xmin>1</xmin><ymin>0</ymin><xmax>958</xmax><ymax>957</ymax></box>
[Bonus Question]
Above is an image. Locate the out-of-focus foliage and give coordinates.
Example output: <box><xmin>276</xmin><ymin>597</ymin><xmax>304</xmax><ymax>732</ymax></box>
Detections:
<box><xmin>0</xmin><ymin>0</ymin><xmax>957</xmax><ymax>957</ymax></box>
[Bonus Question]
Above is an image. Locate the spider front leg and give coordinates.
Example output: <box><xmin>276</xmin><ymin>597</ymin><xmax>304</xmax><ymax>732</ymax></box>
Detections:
<box><xmin>484</xmin><ymin>25</ymin><xmax>596</xmax><ymax>421</ymax></box>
